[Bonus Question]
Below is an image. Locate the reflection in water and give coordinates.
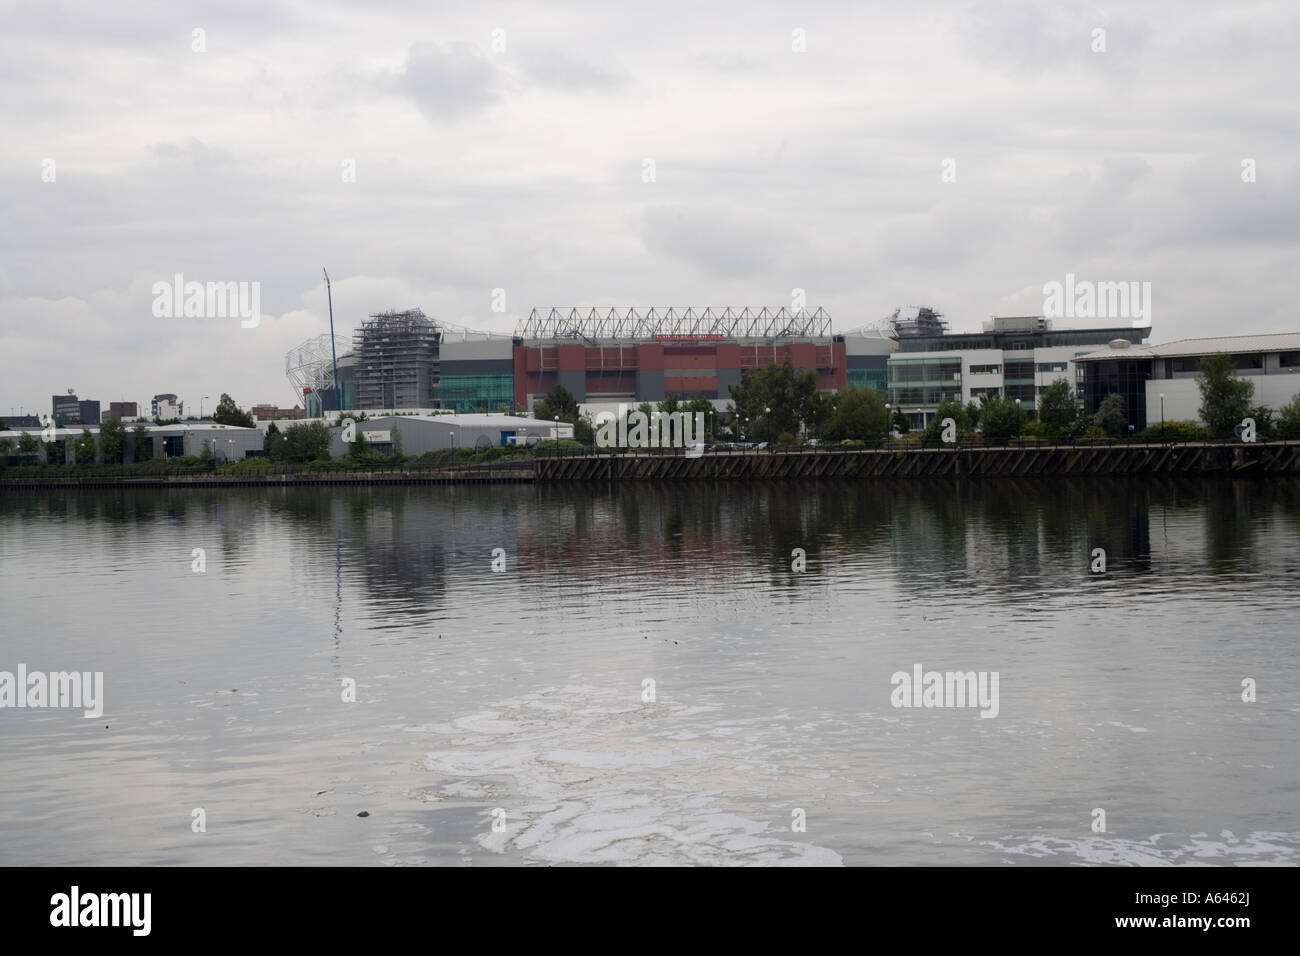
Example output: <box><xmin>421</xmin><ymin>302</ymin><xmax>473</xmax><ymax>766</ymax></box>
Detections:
<box><xmin>1</xmin><ymin>477</ymin><xmax>1298</xmax><ymax>866</ymax></box>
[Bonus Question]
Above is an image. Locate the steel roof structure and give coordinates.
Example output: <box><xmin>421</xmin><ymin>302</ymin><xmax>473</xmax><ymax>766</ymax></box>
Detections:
<box><xmin>516</xmin><ymin>306</ymin><xmax>834</xmax><ymax>342</ymax></box>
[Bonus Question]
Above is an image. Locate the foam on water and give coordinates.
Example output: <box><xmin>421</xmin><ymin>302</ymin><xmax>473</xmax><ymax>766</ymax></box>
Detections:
<box><xmin>422</xmin><ymin>684</ymin><xmax>844</xmax><ymax>866</ymax></box>
<box><xmin>982</xmin><ymin>829</ymin><xmax>1300</xmax><ymax>866</ymax></box>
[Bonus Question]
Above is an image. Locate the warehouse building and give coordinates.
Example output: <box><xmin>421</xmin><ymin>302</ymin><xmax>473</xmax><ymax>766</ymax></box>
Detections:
<box><xmin>0</xmin><ymin>422</ymin><xmax>262</xmax><ymax>464</ymax></box>
<box><xmin>326</xmin><ymin>413</ymin><xmax>573</xmax><ymax>457</ymax></box>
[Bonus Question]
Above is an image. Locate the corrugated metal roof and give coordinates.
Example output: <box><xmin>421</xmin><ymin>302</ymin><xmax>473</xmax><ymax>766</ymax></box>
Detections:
<box><xmin>1075</xmin><ymin>331</ymin><xmax>1300</xmax><ymax>362</ymax></box>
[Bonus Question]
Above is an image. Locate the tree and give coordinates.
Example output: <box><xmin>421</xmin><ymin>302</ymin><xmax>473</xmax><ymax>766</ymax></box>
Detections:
<box><xmin>0</xmin><ymin>437</ymin><xmax>14</xmax><ymax>466</ymax></box>
<box><xmin>822</xmin><ymin>385</ymin><xmax>889</xmax><ymax>443</ymax></box>
<box><xmin>264</xmin><ymin>424</ymin><xmax>287</xmax><ymax>461</ymax></box>
<box><xmin>74</xmin><ymin>428</ymin><xmax>97</xmax><ymax>464</ymax></box>
<box><xmin>347</xmin><ymin>429</ymin><xmax>372</xmax><ymax>460</ymax></box>
<box><xmin>533</xmin><ymin>385</ymin><xmax>579</xmax><ymax>424</ymax></box>
<box><xmin>922</xmin><ymin>400</ymin><xmax>971</xmax><ymax>443</ymax></box>
<box><xmin>1278</xmin><ymin>393</ymin><xmax>1300</xmax><ymax>439</ymax></box>
<box><xmin>17</xmin><ymin>432</ymin><xmax>40</xmax><ymax>463</ymax></box>
<box><xmin>281</xmin><ymin>421</ymin><xmax>332</xmax><ymax>462</ymax></box>
<box><xmin>98</xmin><ymin>419</ymin><xmax>126</xmax><ymax>464</ymax></box>
<box><xmin>728</xmin><ymin>357</ymin><xmax>817</xmax><ymax>442</ymax></box>
<box><xmin>1096</xmin><ymin>394</ymin><xmax>1128</xmax><ymax>437</ymax></box>
<box><xmin>1197</xmin><ymin>353</ymin><xmax>1254</xmax><ymax>437</ymax></box>
<box><xmin>1037</xmin><ymin>379</ymin><xmax>1078</xmax><ymax>436</ymax></box>
<box><xmin>657</xmin><ymin>394</ymin><xmax>681</xmax><ymax>417</ymax></box>
<box><xmin>964</xmin><ymin>400</ymin><xmax>981</xmax><ymax>430</ymax></box>
<box><xmin>131</xmin><ymin>424</ymin><xmax>152</xmax><ymax>461</ymax></box>
<box><xmin>891</xmin><ymin>408</ymin><xmax>910</xmax><ymax>434</ymax></box>
<box><xmin>213</xmin><ymin>393</ymin><xmax>255</xmax><ymax>428</ymax></box>
<box><xmin>979</xmin><ymin>395</ymin><xmax>1026</xmax><ymax>442</ymax></box>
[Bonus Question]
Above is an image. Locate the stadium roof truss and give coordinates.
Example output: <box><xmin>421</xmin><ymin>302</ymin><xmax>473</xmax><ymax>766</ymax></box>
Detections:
<box><xmin>285</xmin><ymin>332</ymin><xmax>349</xmax><ymax>402</ymax></box>
<box><xmin>517</xmin><ymin>306</ymin><xmax>834</xmax><ymax>342</ymax></box>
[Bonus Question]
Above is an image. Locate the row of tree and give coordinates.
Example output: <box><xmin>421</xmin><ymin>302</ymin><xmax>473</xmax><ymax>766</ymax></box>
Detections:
<box><xmin>0</xmin><ymin>420</ymin><xmax>156</xmax><ymax>465</ymax></box>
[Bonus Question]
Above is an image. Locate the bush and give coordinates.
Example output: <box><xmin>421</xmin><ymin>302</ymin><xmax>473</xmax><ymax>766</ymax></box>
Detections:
<box><xmin>221</xmin><ymin>457</ymin><xmax>277</xmax><ymax>475</ymax></box>
<box><xmin>978</xmin><ymin>395</ymin><xmax>1026</xmax><ymax>443</ymax></box>
<box><xmin>1141</xmin><ymin>420</ymin><xmax>1210</xmax><ymax>442</ymax></box>
<box><xmin>776</xmin><ymin>432</ymin><xmax>799</xmax><ymax>446</ymax></box>
<box><xmin>1279</xmin><ymin>393</ymin><xmax>1300</xmax><ymax>439</ymax></box>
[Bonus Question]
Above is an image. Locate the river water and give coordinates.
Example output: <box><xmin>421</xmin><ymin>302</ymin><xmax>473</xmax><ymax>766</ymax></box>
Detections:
<box><xmin>1</xmin><ymin>478</ymin><xmax>1298</xmax><ymax>866</ymax></box>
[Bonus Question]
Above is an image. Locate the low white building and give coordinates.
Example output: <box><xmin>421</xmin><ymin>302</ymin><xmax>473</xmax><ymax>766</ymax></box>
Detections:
<box><xmin>0</xmin><ymin>422</ymin><xmax>263</xmax><ymax>464</ymax></box>
<box><xmin>325</xmin><ymin>413</ymin><xmax>574</xmax><ymax>457</ymax></box>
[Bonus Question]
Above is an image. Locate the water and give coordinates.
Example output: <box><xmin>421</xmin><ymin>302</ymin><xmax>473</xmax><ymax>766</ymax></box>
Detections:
<box><xmin>1</xmin><ymin>478</ymin><xmax>1298</xmax><ymax>866</ymax></box>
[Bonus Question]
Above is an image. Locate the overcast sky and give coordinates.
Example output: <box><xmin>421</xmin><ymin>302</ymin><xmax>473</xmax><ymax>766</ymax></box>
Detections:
<box><xmin>1</xmin><ymin>0</ymin><xmax>1297</xmax><ymax>414</ymax></box>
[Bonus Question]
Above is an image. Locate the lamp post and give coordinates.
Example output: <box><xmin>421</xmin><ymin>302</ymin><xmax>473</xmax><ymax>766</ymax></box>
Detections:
<box><xmin>227</xmin><ymin>438</ymin><xmax>234</xmax><ymax>464</ymax></box>
<box><xmin>1159</xmin><ymin>393</ymin><xmax>1165</xmax><ymax>431</ymax></box>
<box><xmin>201</xmin><ymin>396</ymin><xmax>209</xmax><ymax>419</ymax></box>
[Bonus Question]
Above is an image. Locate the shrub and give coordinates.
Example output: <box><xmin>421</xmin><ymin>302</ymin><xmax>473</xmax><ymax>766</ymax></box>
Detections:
<box><xmin>1141</xmin><ymin>420</ymin><xmax>1210</xmax><ymax>442</ymax></box>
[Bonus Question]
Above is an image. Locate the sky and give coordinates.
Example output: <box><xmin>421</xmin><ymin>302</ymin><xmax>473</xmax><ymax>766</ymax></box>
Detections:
<box><xmin>1</xmin><ymin>0</ymin><xmax>1297</xmax><ymax>415</ymax></box>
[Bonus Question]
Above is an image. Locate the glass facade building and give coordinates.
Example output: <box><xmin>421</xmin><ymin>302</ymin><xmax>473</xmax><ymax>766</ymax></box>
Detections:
<box><xmin>439</xmin><ymin>374</ymin><xmax>515</xmax><ymax>413</ymax></box>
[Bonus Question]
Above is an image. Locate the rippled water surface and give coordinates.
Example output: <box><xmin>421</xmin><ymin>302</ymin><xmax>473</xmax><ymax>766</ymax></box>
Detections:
<box><xmin>1</xmin><ymin>479</ymin><xmax>1298</xmax><ymax>866</ymax></box>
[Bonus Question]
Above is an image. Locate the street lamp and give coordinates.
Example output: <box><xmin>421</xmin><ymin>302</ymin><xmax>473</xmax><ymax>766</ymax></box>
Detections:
<box><xmin>201</xmin><ymin>396</ymin><xmax>209</xmax><ymax>419</ymax></box>
<box><xmin>554</xmin><ymin>415</ymin><xmax>559</xmax><ymax>442</ymax></box>
<box><xmin>1159</xmin><ymin>393</ymin><xmax>1165</xmax><ymax>431</ymax></box>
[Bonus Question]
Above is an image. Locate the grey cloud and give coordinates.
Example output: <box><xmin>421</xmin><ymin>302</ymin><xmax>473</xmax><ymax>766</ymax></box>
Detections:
<box><xmin>397</xmin><ymin>41</ymin><xmax>503</xmax><ymax>123</ymax></box>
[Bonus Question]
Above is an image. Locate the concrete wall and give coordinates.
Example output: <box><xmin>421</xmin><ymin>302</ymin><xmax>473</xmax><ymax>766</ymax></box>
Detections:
<box><xmin>1148</xmin><ymin>374</ymin><xmax>1300</xmax><ymax>424</ymax></box>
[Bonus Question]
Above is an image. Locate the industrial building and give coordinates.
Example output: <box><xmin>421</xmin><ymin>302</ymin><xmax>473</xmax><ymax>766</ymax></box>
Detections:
<box><xmin>326</xmin><ymin>414</ymin><xmax>573</xmax><ymax>457</ymax></box>
<box><xmin>1075</xmin><ymin>332</ymin><xmax>1300</xmax><ymax>430</ymax></box>
<box><xmin>0</xmin><ymin>422</ymin><xmax>262</xmax><ymax>464</ymax></box>
<box><xmin>885</xmin><ymin>313</ymin><xmax>1151</xmax><ymax>429</ymax></box>
<box><xmin>512</xmin><ymin>306</ymin><xmax>847</xmax><ymax>411</ymax></box>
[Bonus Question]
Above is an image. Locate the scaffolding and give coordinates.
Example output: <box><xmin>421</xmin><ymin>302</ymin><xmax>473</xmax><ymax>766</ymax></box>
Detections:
<box><xmin>516</xmin><ymin>306</ymin><xmax>834</xmax><ymax>342</ymax></box>
<box><xmin>352</xmin><ymin>309</ymin><xmax>441</xmax><ymax>409</ymax></box>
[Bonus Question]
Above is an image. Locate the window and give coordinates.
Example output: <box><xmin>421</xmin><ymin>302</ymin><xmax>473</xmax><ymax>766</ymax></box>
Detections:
<box><xmin>969</xmin><ymin>364</ymin><xmax>1001</xmax><ymax>375</ymax></box>
<box><xmin>1004</xmin><ymin>361</ymin><xmax>1035</xmax><ymax>382</ymax></box>
<box><xmin>1279</xmin><ymin>352</ymin><xmax>1300</xmax><ymax>368</ymax></box>
<box><xmin>1036</xmin><ymin>362</ymin><xmax>1068</xmax><ymax>373</ymax></box>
